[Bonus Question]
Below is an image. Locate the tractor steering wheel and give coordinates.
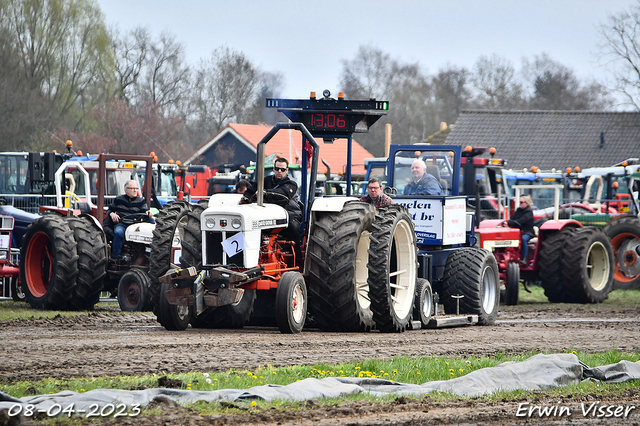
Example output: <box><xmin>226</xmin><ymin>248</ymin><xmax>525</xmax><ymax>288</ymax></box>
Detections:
<box><xmin>247</xmin><ymin>190</ymin><xmax>291</xmax><ymax>206</ymax></box>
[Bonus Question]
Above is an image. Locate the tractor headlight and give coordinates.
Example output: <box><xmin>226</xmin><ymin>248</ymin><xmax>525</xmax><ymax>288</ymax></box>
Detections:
<box><xmin>205</xmin><ymin>217</ymin><xmax>215</xmax><ymax>229</ymax></box>
<box><xmin>232</xmin><ymin>218</ymin><xmax>241</xmax><ymax>229</ymax></box>
<box><xmin>0</xmin><ymin>250</ymin><xmax>7</xmax><ymax>261</ymax></box>
<box><xmin>173</xmin><ymin>235</ymin><xmax>181</xmax><ymax>246</ymax></box>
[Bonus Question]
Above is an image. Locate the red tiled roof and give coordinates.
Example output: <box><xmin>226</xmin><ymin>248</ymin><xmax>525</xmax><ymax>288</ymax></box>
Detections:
<box><xmin>219</xmin><ymin>123</ymin><xmax>374</xmax><ymax>175</ymax></box>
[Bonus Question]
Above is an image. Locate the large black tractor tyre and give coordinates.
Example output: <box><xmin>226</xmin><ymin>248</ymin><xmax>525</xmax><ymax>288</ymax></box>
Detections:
<box><xmin>562</xmin><ymin>226</ymin><xmax>614</xmax><ymax>303</ymax></box>
<box><xmin>118</xmin><ymin>269</ymin><xmax>152</xmax><ymax>312</ymax></box>
<box><xmin>505</xmin><ymin>262</ymin><xmax>520</xmax><ymax>306</ymax></box>
<box><xmin>155</xmin><ymin>203</ymin><xmax>203</xmax><ymax>330</ymax></box>
<box><xmin>367</xmin><ymin>205</ymin><xmax>418</xmax><ymax>333</ymax></box>
<box><xmin>20</xmin><ymin>215</ymin><xmax>78</xmax><ymax>310</ymax></box>
<box><xmin>275</xmin><ymin>271</ymin><xmax>307</xmax><ymax>334</ymax></box>
<box><xmin>66</xmin><ymin>216</ymin><xmax>107</xmax><ymax>310</ymax></box>
<box><xmin>603</xmin><ymin>216</ymin><xmax>640</xmax><ymax>290</ymax></box>
<box><xmin>441</xmin><ymin>248</ymin><xmax>500</xmax><ymax>325</ymax></box>
<box><xmin>306</xmin><ymin>201</ymin><xmax>376</xmax><ymax>332</ymax></box>
<box><xmin>413</xmin><ymin>278</ymin><xmax>433</xmax><ymax>328</ymax></box>
<box><xmin>538</xmin><ymin>227</ymin><xmax>577</xmax><ymax>303</ymax></box>
<box><xmin>148</xmin><ymin>201</ymin><xmax>193</xmax><ymax>311</ymax></box>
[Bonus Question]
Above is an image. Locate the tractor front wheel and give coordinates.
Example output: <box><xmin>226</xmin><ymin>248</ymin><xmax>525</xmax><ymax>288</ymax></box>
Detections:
<box><xmin>413</xmin><ymin>278</ymin><xmax>433</xmax><ymax>327</ymax></box>
<box><xmin>157</xmin><ymin>281</ymin><xmax>191</xmax><ymax>330</ymax></box>
<box><xmin>117</xmin><ymin>269</ymin><xmax>152</xmax><ymax>312</ymax></box>
<box><xmin>275</xmin><ymin>271</ymin><xmax>307</xmax><ymax>334</ymax></box>
<box><xmin>505</xmin><ymin>262</ymin><xmax>520</xmax><ymax>306</ymax></box>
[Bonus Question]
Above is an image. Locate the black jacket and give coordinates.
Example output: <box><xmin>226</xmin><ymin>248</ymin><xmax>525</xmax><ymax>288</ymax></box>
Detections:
<box><xmin>106</xmin><ymin>194</ymin><xmax>150</xmax><ymax>226</ymax></box>
<box><xmin>245</xmin><ymin>174</ymin><xmax>302</xmax><ymax>222</ymax></box>
<box><xmin>507</xmin><ymin>205</ymin><xmax>535</xmax><ymax>237</ymax></box>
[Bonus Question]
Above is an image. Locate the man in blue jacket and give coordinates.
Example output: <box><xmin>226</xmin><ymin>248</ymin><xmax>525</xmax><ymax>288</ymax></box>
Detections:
<box><xmin>403</xmin><ymin>159</ymin><xmax>443</xmax><ymax>196</ymax></box>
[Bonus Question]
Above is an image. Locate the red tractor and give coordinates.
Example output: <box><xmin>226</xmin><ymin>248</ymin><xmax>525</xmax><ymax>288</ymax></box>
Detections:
<box><xmin>475</xmin><ymin>184</ymin><xmax>614</xmax><ymax>305</ymax></box>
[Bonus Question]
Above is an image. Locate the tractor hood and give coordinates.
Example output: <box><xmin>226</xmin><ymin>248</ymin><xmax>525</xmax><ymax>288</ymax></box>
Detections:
<box><xmin>125</xmin><ymin>222</ymin><xmax>155</xmax><ymax>244</ymax></box>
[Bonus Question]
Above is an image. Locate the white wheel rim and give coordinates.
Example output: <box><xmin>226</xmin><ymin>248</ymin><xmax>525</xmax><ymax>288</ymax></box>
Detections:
<box><xmin>291</xmin><ymin>282</ymin><xmax>305</xmax><ymax>324</ymax></box>
<box><xmin>421</xmin><ymin>285</ymin><xmax>432</xmax><ymax>319</ymax></box>
<box><xmin>587</xmin><ymin>241</ymin><xmax>610</xmax><ymax>291</ymax></box>
<box><xmin>355</xmin><ymin>230</ymin><xmax>371</xmax><ymax>311</ymax></box>
<box><xmin>482</xmin><ymin>264</ymin><xmax>497</xmax><ymax>314</ymax></box>
<box><xmin>390</xmin><ymin>219</ymin><xmax>416</xmax><ymax>319</ymax></box>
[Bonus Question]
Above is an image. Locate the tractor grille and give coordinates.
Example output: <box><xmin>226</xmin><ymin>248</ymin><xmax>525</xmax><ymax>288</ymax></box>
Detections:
<box><xmin>0</xmin><ymin>217</ymin><xmax>14</xmax><ymax>231</ymax></box>
<box><xmin>205</xmin><ymin>231</ymin><xmax>244</xmax><ymax>268</ymax></box>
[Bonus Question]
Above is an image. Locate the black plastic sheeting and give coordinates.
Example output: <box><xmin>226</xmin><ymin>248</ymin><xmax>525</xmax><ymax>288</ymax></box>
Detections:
<box><xmin>1</xmin><ymin>354</ymin><xmax>639</xmax><ymax>417</ymax></box>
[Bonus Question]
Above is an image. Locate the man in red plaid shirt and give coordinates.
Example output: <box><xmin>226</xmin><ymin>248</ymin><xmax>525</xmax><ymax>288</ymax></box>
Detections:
<box><xmin>360</xmin><ymin>177</ymin><xmax>393</xmax><ymax>209</ymax></box>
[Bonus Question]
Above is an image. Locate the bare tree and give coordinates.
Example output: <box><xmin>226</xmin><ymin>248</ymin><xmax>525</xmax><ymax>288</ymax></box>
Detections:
<box><xmin>471</xmin><ymin>54</ymin><xmax>525</xmax><ymax>109</ymax></box>
<box><xmin>432</xmin><ymin>65</ymin><xmax>471</xmax><ymax>126</ymax></box>
<box><xmin>598</xmin><ymin>1</ymin><xmax>640</xmax><ymax>109</ymax></box>
<box><xmin>522</xmin><ymin>53</ymin><xmax>612</xmax><ymax>110</ymax></box>
<box><xmin>340</xmin><ymin>45</ymin><xmax>393</xmax><ymax>100</ymax></box>
<box><xmin>112</xmin><ymin>26</ymin><xmax>150</xmax><ymax>104</ymax></box>
<box><xmin>189</xmin><ymin>47</ymin><xmax>261</xmax><ymax>144</ymax></box>
<box><xmin>0</xmin><ymin>0</ymin><xmax>112</xmax><ymax>121</ymax></box>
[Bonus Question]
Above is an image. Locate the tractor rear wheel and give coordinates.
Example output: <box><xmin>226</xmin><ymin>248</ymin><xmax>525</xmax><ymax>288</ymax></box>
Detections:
<box><xmin>66</xmin><ymin>216</ymin><xmax>107</xmax><ymax>310</ymax></box>
<box><xmin>441</xmin><ymin>248</ymin><xmax>500</xmax><ymax>325</ymax></box>
<box><xmin>118</xmin><ymin>269</ymin><xmax>152</xmax><ymax>312</ymax></box>
<box><xmin>539</xmin><ymin>227</ymin><xmax>576</xmax><ymax>303</ymax></box>
<box><xmin>414</xmin><ymin>278</ymin><xmax>433</xmax><ymax>327</ymax></box>
<box><xmin>603</xmin><ymin>216</ymin><xmax>640</xmax><ymax>290</ymax></box>
<box><xmin>148</xmin><ymin>201</ymin><xmax>193</xmax><ymax>311</ymax></box>
<box><xmin>505</xmin><ymin>262</ymin><xmax>520</xmax><ymax>306</ymax></box>
<box><xmin>306</xmin><ymin>201</ymin><xmax>376</xmax><ymax>331</ymax></box>
<box><xmin>275</xmin><ymin>271</ymin><xmax>307</xmax><ymax>333</ymax></box>
<box><xmin>20</xmin><ymin>215</ymin><xmax>78</xmax><ymax>310</ymax></box>
<box><xmin>562</xmin><ymin>226</ymin><xmax>614</xmax><ymax>303</ymax></box>
<box><xmin>367</xmin><ymin>205</ymin><xmax>418</xmax><ymax>332</ymax></box>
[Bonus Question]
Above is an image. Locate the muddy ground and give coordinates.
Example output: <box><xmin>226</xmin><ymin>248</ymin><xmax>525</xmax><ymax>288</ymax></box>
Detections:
<box><xmin>1</xmin><ymin>301</ymin><xmax>639</xmax><ymax>425</ymax></box>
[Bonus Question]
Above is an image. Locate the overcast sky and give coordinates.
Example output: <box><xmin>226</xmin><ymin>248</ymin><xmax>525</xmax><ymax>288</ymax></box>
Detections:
<box><xmin>96</xmin><ymin>0</ymin><xmax>637</xmax><ymax>99</ymax></box>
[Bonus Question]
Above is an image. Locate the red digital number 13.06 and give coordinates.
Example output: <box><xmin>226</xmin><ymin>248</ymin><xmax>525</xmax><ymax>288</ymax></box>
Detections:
<box><xmin>312</xmin><ymin>113</ymin><xmax>346</xmax><ymax>128</ymax></box>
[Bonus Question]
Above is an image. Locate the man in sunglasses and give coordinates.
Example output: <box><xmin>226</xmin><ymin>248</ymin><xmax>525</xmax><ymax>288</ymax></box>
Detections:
<box><xmin>242</xmin><ymin>157</ymin><xmax>302</xmax><ymax>247</ymax></box>
<box><xmin>360</xmin><ymin>177</ymin><xmax>393</xmax><ymax>209</ymax></box>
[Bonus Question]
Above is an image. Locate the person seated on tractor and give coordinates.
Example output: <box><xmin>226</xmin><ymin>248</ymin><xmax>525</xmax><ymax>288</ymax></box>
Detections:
<box><xmin>104</xmin><ymin>180</ymin><xmax>155</xmax><ymax>259</ymax></box>
<box><xmin>235</xmin><ymin>179</ymin><xmax>251</xmax><ymax>194</ymax></box>
<box><xmin>360</xmin><ymin>177</ymin><xmax>393</xmax><ymax>209</ymax></box>
<box><xmin>403</xmin><ymin>159</ymin><xmax>443</xmax><ymax>196</ymax></box>
<box><xmin>502</xmin><ymin>195</ymin><xmax>535</xmax><ymax>264</ymax></box>
<box><xmin>241</xmin><ymin>157</ymin><xmax>302</xmax><ymax>247</ymax></box>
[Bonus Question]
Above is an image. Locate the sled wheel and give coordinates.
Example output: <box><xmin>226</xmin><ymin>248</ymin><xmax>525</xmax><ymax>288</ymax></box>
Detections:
<box><xmin>505</xmin><ymin>262</ymin><xmax>520</xmax><ymax>306</ymax></box>
<box><xmin>20</xmin><ymin>215</ymin><xmax>78</xmax><ymax>309</ymax></box>
<box><xmin>306</xmin><ymin>201</ymin><xmax>376</xmax><ymax>331</ymax></box>
<box><xmin>275</xmin><ymin>271</ymin><xmax>307</xmax><ymax>334</ymax></box>
<box><xmin>442</xmin><ymin>248</ymin><xmax>500</xmax><ymax>325</ymax></box>
<box><xmin>368</xmin><ymin>205</ymin><xmax>418</xmax><ymax>332</ymax></box>
<box><xmin>117</xmin><ymin>269</ymin><xmax>151</xmax><ymax>312</ymax></box>
<box><xmin>414</xmin><ymin>278</ymin><xmax>433</xmax><ymax>327</ymax></box>
<box><xmin>604</xmin><ymin>216</ymin><xmax>640</xmax><ymax>290</ymax></box>
<box><xmin>562</xmin><ymin>226</ymin><xmax>614</xmax><ymax>303</ymax></box>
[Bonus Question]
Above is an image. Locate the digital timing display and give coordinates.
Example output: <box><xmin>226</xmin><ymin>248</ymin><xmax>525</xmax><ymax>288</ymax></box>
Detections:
<box><xmin>303</xmin><ymin>113</ymin><xmax>350</xmax><ymax>133</ymax></box>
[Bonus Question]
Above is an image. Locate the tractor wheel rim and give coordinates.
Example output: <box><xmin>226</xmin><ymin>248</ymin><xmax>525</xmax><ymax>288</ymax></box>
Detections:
<box><xmin>292</xmin><ymin>282</ymin><xmax>305</xmax><ymax>323</ymax></box>
<box><xmin>390</xmin><ymin>219</ymin><xmax>416</xmax><ymax>319</ymax></box>
<box><xmin>25</xmin><ymin>231</ymin><xmax>54</xmax><ymax>298</ymax></box>
<box><xmin>611</xmin><ymin>233</ymin><xmax>640</xmax><ymax>282</ymax></box>
<box><xmin>122</xmin><ymin>280</ymin><xmax>141</xmax><ymax>309</ymax></box>
<box><xmin>482</xmin><ymin>265</ymin><xmax>497</xmax><ymax>313</ymax></box>
<box><xmin>355</xmin><ymin>230</ymin><xmax>371</xmax><ymax>311</ymax></box>
<box><xmin>587</xmin><ymin>241</ymin><xmax>610</xmax><ymax>291</ymax></box>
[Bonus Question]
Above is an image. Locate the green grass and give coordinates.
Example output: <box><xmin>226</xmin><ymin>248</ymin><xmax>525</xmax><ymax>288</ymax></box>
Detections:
<box><xmin>0</xmin><ymin>300</ymin><xmax>145</xmax><ymax>321</ymax></box>
<box><xmin>502</xmin><ymin>286</ymin><xmax>640</xmax><ymax>310</ymax></box>
<box><xmin>2</xmin><ymin>350</ymin><xmax>638</xmax><ymax>402</ymax></box>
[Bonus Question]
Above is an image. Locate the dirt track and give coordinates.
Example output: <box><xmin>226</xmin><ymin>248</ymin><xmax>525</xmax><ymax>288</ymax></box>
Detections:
<box><xmin>1</xmin><ymin>301</ymin><xmax>639</xmax><ymax>424</ymax></box>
